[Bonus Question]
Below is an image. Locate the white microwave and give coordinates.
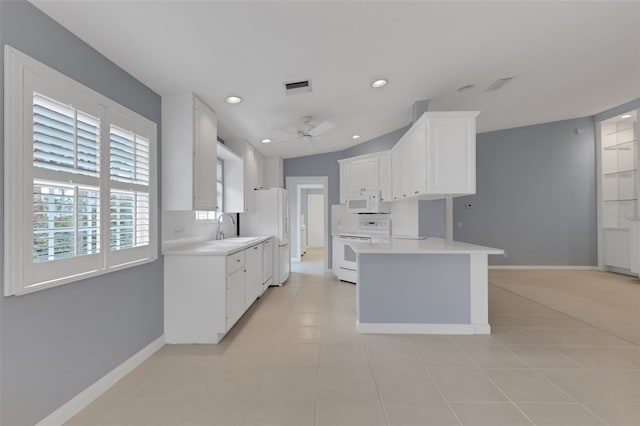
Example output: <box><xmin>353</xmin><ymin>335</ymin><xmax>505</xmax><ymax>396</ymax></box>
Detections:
<box><xmin>346</xmin><ymin>191</ymin><xmax>390</xmax><ymax>214</ymax></box>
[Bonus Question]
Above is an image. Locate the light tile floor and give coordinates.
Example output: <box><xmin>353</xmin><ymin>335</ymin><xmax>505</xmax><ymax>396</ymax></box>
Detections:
<box><xmin>68</xmin><ymin>250</ymin><xmax>639</xmax><ymax>425</ymax></box>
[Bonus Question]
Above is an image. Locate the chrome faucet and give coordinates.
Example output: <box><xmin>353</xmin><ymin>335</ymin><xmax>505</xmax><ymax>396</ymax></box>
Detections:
<box><xmin>216</xmin><ymin>213</ymin><xmax>236</xmax><ymax>240</ymax></box>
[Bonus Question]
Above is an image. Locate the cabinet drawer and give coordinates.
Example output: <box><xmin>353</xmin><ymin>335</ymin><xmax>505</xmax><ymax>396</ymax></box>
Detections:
<box><xmin>226</xmin><ymin>251</ymin><xmax>246</xmax><ymax>275</ymax></box>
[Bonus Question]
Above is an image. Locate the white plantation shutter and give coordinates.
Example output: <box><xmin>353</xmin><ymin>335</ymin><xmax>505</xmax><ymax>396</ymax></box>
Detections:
<box><xmin>4</xmin><ymin>47</ymin><xmax>157</xmax><ymax>295</ymax></box>
<box><xmin>109</xmin><ymin>125</ymin><xmax>151</xmax><ymax>250</ymax></box>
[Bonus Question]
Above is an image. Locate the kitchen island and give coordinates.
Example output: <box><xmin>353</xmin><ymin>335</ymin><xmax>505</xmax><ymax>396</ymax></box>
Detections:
<box><xmin>347</xmin><ymin>238</ymin><xmax>503</xmax><ymax>335</ymax></box>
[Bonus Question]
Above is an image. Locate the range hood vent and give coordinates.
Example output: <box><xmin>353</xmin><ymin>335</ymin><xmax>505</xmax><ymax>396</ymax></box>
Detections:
<box><xmin>283</xmin><ymin>79</ymin><xmax>312</xmax><ymax>95</ymax></box>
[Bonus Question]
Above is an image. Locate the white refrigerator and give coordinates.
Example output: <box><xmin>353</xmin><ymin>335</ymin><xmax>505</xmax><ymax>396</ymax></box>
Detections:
<box><xmin>240</xmin><ymin>188</ymin><xmax>290</xmax><ymax>285</ymax></box>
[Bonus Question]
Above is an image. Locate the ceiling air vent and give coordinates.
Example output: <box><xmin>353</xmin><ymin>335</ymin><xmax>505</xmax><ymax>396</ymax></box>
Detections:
<box><xmin>485</xmin><ymin>77</ymin><xmax>514</xmax><ymax>92</ymax></box>
<box><xmin>283</xmin><ymin>79</ymin><xmax>312</xmax><ymax>95</ymax></box>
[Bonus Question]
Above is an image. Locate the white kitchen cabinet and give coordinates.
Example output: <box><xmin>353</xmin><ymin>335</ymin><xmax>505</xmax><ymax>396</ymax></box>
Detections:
<box><xmin>244</xmin><ymin>142</ymin><xmax>257</xmax><ymax>212</ymax></box>
<box><xmin>164</xmin><ymin>238</ymin><xmax>272</xmax><ymax>344</ymax></box>
<box><xmin>348</xmin><ymin>157</ymin><xmax>379</xmax><ymax>193</ymax></box>
<box><xmin>339</xmin><ymin>161</ymin><xmax>350</xmax><ymax>203</ymax></box>
<box><xmin>264</xmin><ymin>156</ymin><xmax>284</xmax><ymax>188</ymax></box>
<box><xmin>262</xmin><ymin>238</ymin><xmax>274</xmax><ymax>290</ymax></box>
<box><xmin>255</xmin><ymin>150</ymin><xmax>266</xmax><ymax>190</ymax></box>
<box><xmin>391</xmin><ymin>138</ymin><xmax>412</xmax><ymax>200</ymax></box>
<box><xmin>378</xmin><ymin>153</ymin><xmax>392</xmax><ymax>202</ymax></box>
<box><xmin>245</xmin><ymin>242</ymin><xmax>263</xmax><ymax>306</ymax></box>
<box><xmin>162</xmin><ymin>93</ymin><xmax>218</xmax><ymax>211</ymax></box>
<box><xmin>226</xmin><ymin>267</ymin><xmax>245</xmax><ymax>329</ymax></box>
<box><xmin>390</xmin><ymin>111</ymin><xmax>478</xmax><ymax>201</ymax></box>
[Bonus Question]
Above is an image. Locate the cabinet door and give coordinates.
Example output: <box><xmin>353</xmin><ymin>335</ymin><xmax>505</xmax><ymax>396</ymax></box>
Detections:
<box><xmin>378</xmin><ymin>153</ymin><xmax>392</xmax><ymax>201</ymax></box>
<box><xmin>399</xmin><ymin>139</ymin><xmax>412</xmax><ymax>199</ymax></box>
<box><xmin>426</xmin><ymin>115</ymin><xmax>476</xmax><ymax>196</ymax></box>
<box><xmin>262</xmin><ymin>239</ymin><xmax>273</xmax><ymax>286</ymax></box>
<box><xmin>339</xmin><ymin>162</ymin><xmax>350</xmax><ymax>203</ymax></box>
<box><xmin>410</xmin><ymin>123</ymin><xmax>427</xmax><ymax>195</ymax></box>
<box><xmin>226</xmin><ymin>268</ymin><xmax>245</xmax><ymax>330</ymax></box>
<box><xmin>391</xmin><ymin>148</ymin><xmax>402</xmax><ymax>201</ymax></box>
<box><xmin>193</xmin><ymin>98</ymin><xmax>218</xmax><ymax>210</ymax></box>
<box><xmin>254</xmin><ymin>150</ymin><xmax>265</xmax><ymax>190</ymax></box>
<box><xmin>349</xmin><ymin>160</ymin><xmax>365</xmax><ymax>193</ymax></box>
<box><xmin>245</xmin><ymin>244</ymin><xmax>263</xmax><ymax>307</ymax></box>
<box><xmin>244</xmin><ymin>143</ymin><xmax>256</xmax><ymax>212</ymax></box>
<box><xmin>361</xmin><ymin>157</ymin><xmax>379</xmax><ymax>191</ymax></box>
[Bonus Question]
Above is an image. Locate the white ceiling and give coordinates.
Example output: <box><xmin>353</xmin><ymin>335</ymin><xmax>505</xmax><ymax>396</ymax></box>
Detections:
<box><xmin>32</xmin><ymin>1</ymin><xmax>640</xmax><ymax>159</ymax></box>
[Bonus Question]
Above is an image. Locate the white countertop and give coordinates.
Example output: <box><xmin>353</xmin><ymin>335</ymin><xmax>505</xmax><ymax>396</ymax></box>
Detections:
<box><xmin>347</xmin><ymin>237</ymin><xmax>504</xmax><ymax>255</ymax></box>
<box><xmin>163</xmin><ymin>235</ymin><xmax>273</xmax><ymax>256</ymax></box>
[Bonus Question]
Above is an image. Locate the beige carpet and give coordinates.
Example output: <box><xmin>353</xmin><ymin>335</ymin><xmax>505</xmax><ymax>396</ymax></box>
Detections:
<box><xmin>489</xmin><ymin>269</ymin><xmax>640</xmax><ymax>345</ymax></box>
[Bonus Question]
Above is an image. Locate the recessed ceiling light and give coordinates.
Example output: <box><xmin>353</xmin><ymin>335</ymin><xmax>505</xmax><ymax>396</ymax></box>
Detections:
<box><xmin>352</xmin><ymin>134</ymin><xmax>361</xmax><ymax>140</ymax></box>
<box><xmin>224</xmin><ymin>96</ymin><xmax>242</xmax><ymax>104</ymax></box>
<box><xmin>371</xmin><ymin>79</ymin><xmax>388</xmax><ymax>88</ymax></box>
<box><xmin>620</xmin><ymin>114</ymin><xmax>632</xmax><ymax>119</ymax></box>
<box><xmin>261</xmin><ymin>138</ymin><xmax>272</xmax><ymax>144</ymax></box>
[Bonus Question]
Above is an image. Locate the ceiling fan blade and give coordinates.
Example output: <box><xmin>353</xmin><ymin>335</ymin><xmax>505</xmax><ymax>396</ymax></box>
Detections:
<box><xmin>307</xmin><ymin>121</ymin><xmax>335</xmax><ymax>137</ymax></box>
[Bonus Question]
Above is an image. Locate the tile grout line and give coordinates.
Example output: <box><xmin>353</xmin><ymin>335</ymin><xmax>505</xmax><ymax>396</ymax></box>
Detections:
<box><xmin>362</xmin><ymin>336</ymin><xmax>398</xmax><ymax>426</ymax></box>
<box><xmin>488</xmin><ymin>282</ymin><xmax>640</xmax><ymax>347</ymax></box>
<box><xmin>407</xmin><ymin>338</ymin><xmax>464</xmax><ymax>426</ymax></box>
<box><xmin>495</xmin><ymin>343</ymin><xmax>613</xmax><ymax>426</ymax></box>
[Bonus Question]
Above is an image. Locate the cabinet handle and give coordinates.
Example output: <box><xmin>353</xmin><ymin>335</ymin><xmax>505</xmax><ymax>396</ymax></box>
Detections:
<box><xmin>414</xmin><ymin>191</ymin><xmax>419</xmax><ymax>194</ymax></box>
<box><xmin>254</xmin><ymin>246</ymin><xmax>258</xmax><ymax>250</ymax></box>
<box><xmin>403</xmin><ymin>194</ymin><xmax>407</xmax><ymax>197</ymax></box>
<box><xmin>237</xmin><ymin>259</ymin><xmax>240</xmax><ymax>262</ymax></box>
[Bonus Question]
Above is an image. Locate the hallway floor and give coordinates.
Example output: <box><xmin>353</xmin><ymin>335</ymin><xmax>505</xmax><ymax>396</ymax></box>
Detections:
<box><xmin>67</xmin><ymin>260</ymin><xmax>639</xmax><ymax>425</ymax></box>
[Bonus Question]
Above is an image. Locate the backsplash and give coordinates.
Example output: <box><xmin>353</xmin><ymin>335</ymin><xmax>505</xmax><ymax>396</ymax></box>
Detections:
<box><xmin>162</xmin><ymin>210</ymin><xmax>238</xmax><ymax>244</ymax></box>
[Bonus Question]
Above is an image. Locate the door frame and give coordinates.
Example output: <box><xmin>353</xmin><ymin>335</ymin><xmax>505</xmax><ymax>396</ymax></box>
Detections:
<box><xmin>285</xmin><ymin>176</ymin><xmax>329</xmax><ymax>270</ymax></box>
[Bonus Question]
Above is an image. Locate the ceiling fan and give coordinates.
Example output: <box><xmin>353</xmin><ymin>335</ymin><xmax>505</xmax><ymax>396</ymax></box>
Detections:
<box><xmin>272</xmin><ymin>116</ymin><xmax>335</xmax><ymax>148</ymax></box>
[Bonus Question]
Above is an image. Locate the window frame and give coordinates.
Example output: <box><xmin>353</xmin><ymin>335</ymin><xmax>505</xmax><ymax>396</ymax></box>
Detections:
<box><xmin>4</xmin><ymin>45</ymin><xmax>158</xmax><ymax>296</ymax></box>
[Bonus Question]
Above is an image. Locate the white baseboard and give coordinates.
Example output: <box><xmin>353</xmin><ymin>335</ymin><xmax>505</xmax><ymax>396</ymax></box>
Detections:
<box><xmin>357</xmin><ymin>321</ymin><xmax>490</xmax><ymax>335</ymax></box>
<box><xmin>36</xmin><ymin>335</ymin><xmax>165</xmax><ymax>426</ymax></box>
<box><xmin>489</xmin><ymin>265</ymin><xmax>597</xmax><ymax>270</ymax></box>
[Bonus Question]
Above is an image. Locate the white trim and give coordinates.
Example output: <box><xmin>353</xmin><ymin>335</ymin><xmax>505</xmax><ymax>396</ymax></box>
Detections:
<box><xmin>489</xmin><ymin>265</ymin><xmax>597</xmax><ymax>270</ymax></box>
<box><xmin>285</xmin><ymin>176</ymin><xmax>330</xmax><ymax>270</ymax></box>
<box><xmin>357</xmin><ymin>321</ymin><xmax>491</xmax><ymax>335</ymax></box>
<box><xmin>36</xmin><ymin>336</ymin><xmax>165</xmax><ymax>426</ymax></box>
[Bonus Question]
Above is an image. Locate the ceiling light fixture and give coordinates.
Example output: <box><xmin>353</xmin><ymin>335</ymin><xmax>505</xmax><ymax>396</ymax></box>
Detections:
<box><xmin>371</xmin><ymin>79</ymin><xmax>388</xmax><ymax>88</ymax></box>
<box><xmin>620</xmin><ymin>114</ymin><xmax>632</xmax><ymax>119</ymax></box>
<box><xmin>457</xmin><ymin>84</ymin><xmax>475</xmax><ymax>92</ymax></box>
<box><xmin>224</xmin><ymin>96</ymin><xmax>242</xmax><ymax>104</ymax></box>
<box><xmin>261</xmin><ymin>138</ymin><xmax>272</xmax><ymax>144</ymax></box>
<box><xmin>352</xmin><ymin>134</ymin><xmax>361</xmax><ymax>140</ymax></box>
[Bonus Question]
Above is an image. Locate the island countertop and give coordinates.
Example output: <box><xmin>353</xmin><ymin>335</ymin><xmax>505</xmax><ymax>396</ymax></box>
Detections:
<box><xmin>347</xmin><ymin>237</ymin><xmax>504</xmax><ymax>255</ymax></box>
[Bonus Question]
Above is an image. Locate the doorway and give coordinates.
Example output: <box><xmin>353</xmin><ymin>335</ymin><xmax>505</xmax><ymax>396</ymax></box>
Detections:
<box><xmin>285</xmin><ymin>176</ymin><xmax>329</xmax><ymax>271</ymax></box>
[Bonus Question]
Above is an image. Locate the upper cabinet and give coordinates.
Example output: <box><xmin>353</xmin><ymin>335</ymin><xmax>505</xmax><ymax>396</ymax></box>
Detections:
<box><xmin>243</xmin><ymin>141</ymin><xmax>267</xmax><ymax>212</ymax></box>
<box><xmin>162</xmin><ymin>93</ymin><xmax>218</xmax><ymax>211</ymax></box>
<box><xmin>391</xmin><ymin>111</ymin><xmax>478</xmax><ymax>201</ymax></box>
<box><xmin>341</xmin><ymin>111</ymin><xmax>479</xmax><ymax>204</ymax></box>
<box><xmin>339</xmin><ymin>153</ymin><xmax>390</xmax><ymax>201</ymax></box>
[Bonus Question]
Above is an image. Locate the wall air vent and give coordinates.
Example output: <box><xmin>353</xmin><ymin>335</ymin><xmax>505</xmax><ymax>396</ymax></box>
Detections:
<box><xmin>485</xmin><ymin>77</ymin><xmax>514</xmax><ymax>92</ymax></box>
<box><xmin>283</xmin><ymin>79</ymin><xmax>312</xmax><ymax>95</ymax></box>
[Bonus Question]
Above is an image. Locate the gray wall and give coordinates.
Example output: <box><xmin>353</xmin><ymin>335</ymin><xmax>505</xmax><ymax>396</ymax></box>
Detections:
<box><xmin>453</xmin><ymin>117</ymin><xmax>597</xmax><ymax>266</ymax></box>
<box><xmin>0</xmin><ymin>2</ymin><xmax>163</xmax><ymax>425</ymax></box>
<box><xmin>358</xmin><ymin>254</ymin><xmax>470</xmax><ymax>324</ymax></box>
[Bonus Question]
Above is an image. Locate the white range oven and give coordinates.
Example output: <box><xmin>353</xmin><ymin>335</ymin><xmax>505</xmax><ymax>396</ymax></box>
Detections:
<box><xmin>333</xmin><ymin>218</ymin><xmax>390</xmax><ymax>284</ymax></box>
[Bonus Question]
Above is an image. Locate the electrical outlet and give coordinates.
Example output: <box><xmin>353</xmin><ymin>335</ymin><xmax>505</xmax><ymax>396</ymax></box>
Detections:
<box><xmin>457</xmin><ymin>221</ymin><xmax>463</xmax><ymax>228</ymax></box>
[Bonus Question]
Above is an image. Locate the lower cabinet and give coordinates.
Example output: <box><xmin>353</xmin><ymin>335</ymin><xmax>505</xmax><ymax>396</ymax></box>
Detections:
<box><xmin>226</xmin><ymin>267</ymin><xmax>245</xmax><ymax>329</ymax></box>
<box><xmin>164</xmin><ymin>238</ymin><xmax>274</xmax><ymax>344</ymax></box>
<box><xmin>244</xmin><ymin>242</ymin><xmax>263</xmax><ymax>307</ymax></box>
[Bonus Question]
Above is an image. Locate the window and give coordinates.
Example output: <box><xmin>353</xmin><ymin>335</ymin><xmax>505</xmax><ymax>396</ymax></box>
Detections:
<box><xmin>4</xmin><ymin>46</ymin><xmax>157</xmax><ymax>296</ymax></box>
